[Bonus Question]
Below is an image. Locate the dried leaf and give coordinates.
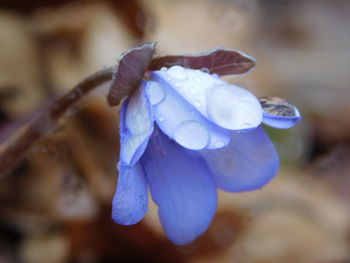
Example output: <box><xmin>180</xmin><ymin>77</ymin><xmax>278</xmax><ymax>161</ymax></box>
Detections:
<box><xmin>149</xmin><ymin>47</ymin><xmax>255</xmax><ymax>75</ymax></box>
<box><xmin>107</xmin><ymin>42</ymin><xmax>156</xmax><ymax>106</ymax></box>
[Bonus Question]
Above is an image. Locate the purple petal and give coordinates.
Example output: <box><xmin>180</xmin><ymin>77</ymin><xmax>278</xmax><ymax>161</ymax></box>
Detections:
<box><xmin>200</xmin><ymin>126</ymin><xmax>279</xmax><ymax>192</ymax></box>
<box><xmin>141</xmin><ymin>129</ymin><xmax>217</xmax><ymax>245</ymax></box>
<box><xmin>152</xmin><ymin>67</ymin><xmax>263</xmax><ymax>131</ymax></box>
<box><xmin>112</xmin><ymin>162</ymin><xmax>148</xmax><ymax>225</ymax></box>
<box><xmin>119</xmin><ymin>82</ymin><xmax>154</xmax><ymax>166</ymax></box>
<box><xmin>148</xmin><ymin>74</ymin><xmax>230</xmax><ymax>150</ymax></box>
<box><xmin>259</xmin><ymin>96</ymin><xmax>302</xmax><ymax>129</ymax></box>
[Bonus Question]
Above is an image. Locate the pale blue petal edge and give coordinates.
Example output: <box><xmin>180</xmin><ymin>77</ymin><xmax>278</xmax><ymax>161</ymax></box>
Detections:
<box><xmin>263</xmin><ymin>108</ymin><xmax>301</xmax><ymax>129</ymax></box>
<box><xmin>141</xmin><ymin>129</ymin><xmax>217</xmax><ymax>245</ymax></box>
<box><xmin>200</xmin><ymin>126</ymin><xmax>279</xmax><ymax>192</ymax></box>
<box><xmin>119</xmin><ymin>82</ymin><xmax>154</xmax><ymax>166</ymax></box>
<box><xmin>112</xmin><ymin>162</ymin><xmax>148</xmax><ymax>225</ymax></box>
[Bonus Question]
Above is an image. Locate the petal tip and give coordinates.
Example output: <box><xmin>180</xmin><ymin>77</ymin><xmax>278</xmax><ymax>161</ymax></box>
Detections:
<box><xmin>260</xmin><ymin>96</ymin><xmax>302</xmax><ymax>129</ymax></box>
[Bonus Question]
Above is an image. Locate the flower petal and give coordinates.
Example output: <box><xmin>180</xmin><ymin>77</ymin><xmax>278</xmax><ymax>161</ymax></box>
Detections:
<box><xmin>112</xmin><ymin>162</ymin><xmax>148</xmax><ymax>225</ymax></box>
<box><xmin>120</xmin><ymin>82</ymin><xmax>154</xmax><ymax>166</ymax></box>
<box><xmin>144</xmin><ymin>80</ymin><xmax>166</xmax><ymax>106</ymax></box>
<box><xmin>206</xmin><ymin>84</ymin><xmax>263</xmax><ymax>131</ymax></box>
<box><xmin>259</xmin><ymin>96</ymin><xmax>302</xmax><ymax>129</ymax></box>
<box><xmin>152</xmin><ymin>66</ymin><xmax>263</xmax><ymax>131</ymax></box>
<box><xmin>141</xmin><ymin>129</ymin><xmax>217</xmax><ymax>245</ymax></box>
<box><xmin>151</xmin><ymin>66</ymin><xmax>222</xmax><ymax>120</ymax></box>
<box><xmin>148</xmin><ymin>76</ymin><xmax>230</xmax><ymax>150</ymax></box>
<box><xmin>200</xmin><ymin>126</ymin><xmax>279</xmax><ymax>192</ymax></box>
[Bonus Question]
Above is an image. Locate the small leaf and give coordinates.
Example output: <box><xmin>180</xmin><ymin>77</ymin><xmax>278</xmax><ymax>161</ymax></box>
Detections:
<box><xmin>149</xmin><ymin>47</ymin><xmax>255</xmax><ymax>76</ymax></box>
<box><xmin>107</xmin><ymin>42</ymin><xmax>156</xmax><ymax>106</ymax></box>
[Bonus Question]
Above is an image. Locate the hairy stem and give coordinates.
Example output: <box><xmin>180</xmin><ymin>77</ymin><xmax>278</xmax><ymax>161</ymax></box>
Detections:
<box><xmin>0</xmin><ymin>67</ymin><xmax>114</xmax><ymax>177</ymax></box>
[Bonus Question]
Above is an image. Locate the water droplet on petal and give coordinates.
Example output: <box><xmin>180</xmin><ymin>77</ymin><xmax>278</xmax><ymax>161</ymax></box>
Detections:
<box><xmin>259</xmin><ymin>96</ymin><xmax>301</xmax><ymax>129</ymax></box>
<box><xmin>137</xmin><ymin>125</ymin><xmax>144</xmax><ymax>133</ymax></box>
<box><xmin>259</xmin><ymin>96</ymin><xmax>297</xmax><ymax>117</ymax></box>
<box><xmin>207</xmin><ymin>84</ymin><xmax>262</xmax><ymax>130</ymax></box>
<box><xmin>201</xmin><ymin>67</ymin><xmax>210</xmax><ymax>73</ymax></box>
<box><xmin>173</xmin><ymin>120</ymin><xmax>209</xmax><ymax>150</ymax></box>
<box><xmin>189</xmin><ymin>87</ymin><xmax>199</xmax><ymax>94</ymax></box>
<box><xmin>194</xmin><ymin>77</ymin><xmax>201</xmax><ymax>83</ymax></box>
<box><xmin>158</xmin><ymin>115</ymin><xmax>165</xmax><ymax>122</ymax></box>
<box><xmin>236</xmin><ymin>129</ymin><xmax>250</xmax><ymax>133</ymax></box>
<box><xmin>190</xmin><ymin>69</ymin><xmax>203</xmax><ymax>83</ymax></box>
<box><xmin>174</xmin><ymin>82</ymin><xmax>185</xmax><ymax>90</ymax></box>
<box><xmin>167</xmin><ymin>65</ymin><xmax>187</xmax><ymax>81</ymax></box>
<box><xmin>193</xmin><ymin>100</ymin><xmax>201</xmax><ymax>108</ymax></box>
<box><xmin>214</xmin><ymin>140</ymin><xmax>225</xmax><ymax>148</ymax></box>
<box><xmin>146</xmin><ymin>81</ymin><xmax>165</xmax><ymax>105</ymax></box>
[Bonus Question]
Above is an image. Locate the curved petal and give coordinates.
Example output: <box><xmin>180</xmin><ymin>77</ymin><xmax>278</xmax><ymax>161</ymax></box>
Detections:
<box><xmin>120</xmin><ymin>81</ymin><xmax>154</xmax><ymax>166</ymax></box>
<box><xmin>141</xmin><ymin>129</ymin><xmax>217</xmax><ymax>245</ymax></box>
<box><xmin>152</xmin><ymin>66</ymin><xmax>263</xmax><ymax>131</ymax></box>
<box><xmin>200</xmin><ymin>126</ymin><xmax>279</xmax><ymax>192</ymax></box>
<box><xmin>148</xmin><ymin>75</ymin><xmax>230</xmax><ymax>150</ymax></box>
<box><xmin>144</xmin><ymin>80</ymin><xmax>166</xmax><ymax>106</ymax></box>
<box><xmin>112</xmin><ymin>162</ymin><xmax>148</xmax><ymax>225</ymax></box>
<box><xmin>206</xmin><ymin>84</ymin><xmax>263</xmax><ymax>131</ymax></box>
<box><xmin>260</xmin><ymin>96</ymin><xmax>302</xmax><ymax>129</ymax></box>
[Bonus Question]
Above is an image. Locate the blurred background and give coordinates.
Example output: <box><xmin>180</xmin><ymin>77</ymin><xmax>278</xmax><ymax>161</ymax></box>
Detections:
<box><xmin>1</xmin><ymin>0</ymin><xmax>350</xmax><ymax>262</ymax></box>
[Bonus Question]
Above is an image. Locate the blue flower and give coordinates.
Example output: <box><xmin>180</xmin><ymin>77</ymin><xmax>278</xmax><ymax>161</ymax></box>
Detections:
<box><xmin>111</xmin><ymin>66</ymin><xmax>301</xmax><ymax>245</ymax></box>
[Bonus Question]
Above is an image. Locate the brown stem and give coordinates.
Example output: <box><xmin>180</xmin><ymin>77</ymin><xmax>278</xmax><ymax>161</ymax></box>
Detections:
<box><xmin>0</xmin><ymin>67</ymin><xmax>114</xmax><ymax>177</ymax></box>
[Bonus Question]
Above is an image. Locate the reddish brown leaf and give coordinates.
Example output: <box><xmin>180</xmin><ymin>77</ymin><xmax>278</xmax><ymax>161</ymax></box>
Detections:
<box><xmin>149</xmin><ymin>48</ymin><xmax>255</xmax><ymax>76</ymax></box>
<box><xmin>107</xmin><ymin>42</ymin><xmax>156</xmax><ymax>106</ymax></box>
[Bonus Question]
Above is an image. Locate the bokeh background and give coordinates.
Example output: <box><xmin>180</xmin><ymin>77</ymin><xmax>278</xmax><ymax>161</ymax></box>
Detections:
<box><xmin>1</xmin><ymin>0</ymin><xmax>350</xmax><ymax>262</ymax></box>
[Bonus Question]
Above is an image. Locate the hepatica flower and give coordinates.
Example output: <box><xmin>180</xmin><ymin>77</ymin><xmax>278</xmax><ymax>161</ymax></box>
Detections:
<box><xmin>110</xmin><ymin>45</ymin><xmax>301</xmax><ymax>245</ymax></box>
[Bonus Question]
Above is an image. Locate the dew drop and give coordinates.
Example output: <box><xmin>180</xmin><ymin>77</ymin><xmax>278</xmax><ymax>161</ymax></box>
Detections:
<box><xmin>136</xmin><ymin>125</ymin><xmax>143</xmax><ymax>133</ymax></box>
<box><xmin>207</xmin><ymin>84</ymin><xmax>262</xmax><ymax>130</ymax></box>
<box><xmin>201</xmin><ymin>67</ymin><xmax>210</xmax><ymax>73</ymax></box>
<box><xmin>174</xmin><ymin>82</ymin><xmax>185</xmax><ymax>90</ymax></box>
<box><xmin>193</xmin><ymin>100</ymin><xmax>201</xmax><ymax>108</ymax></box>
<box><xmin>167</xmin><ymin>65</ymin><xmax>187</xmax><ymax>81</ymax></box>
<box><xmin>236</xmin><ymin>129</ymin><xmax>250</xmax><ymax>133</ymax></box>
<box><xmin>158</xmin><ymin>115</ymin><xmax>165</xmax><ymax>122</ymax></box>
<box><xmin>259</xmin><ymin>96</ymin><xmax>297</xmax><ymax>117</ymax></box>
<box><xmin>214</xmin><ymin>140</ymin><xmax>225</xmax><ymax>148</ymax></box>
<box><xmin>189</xmin><ymin>87</ymin><xmax>199</xmax><ymax>94</ymax></box>
<box><xmin>146</xmin><ymin>81</ymin><xmax>165</xmax><ymax>105</ymax></box>
<box><xmin>193</xmin><ymin>75</ymin><xmax>202</xmax><ymax>83</ymax></box>
<box><xmin>173</xmin><ymin>120</ymin><xmax>209</xmax><ymax>150</ymax></box>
